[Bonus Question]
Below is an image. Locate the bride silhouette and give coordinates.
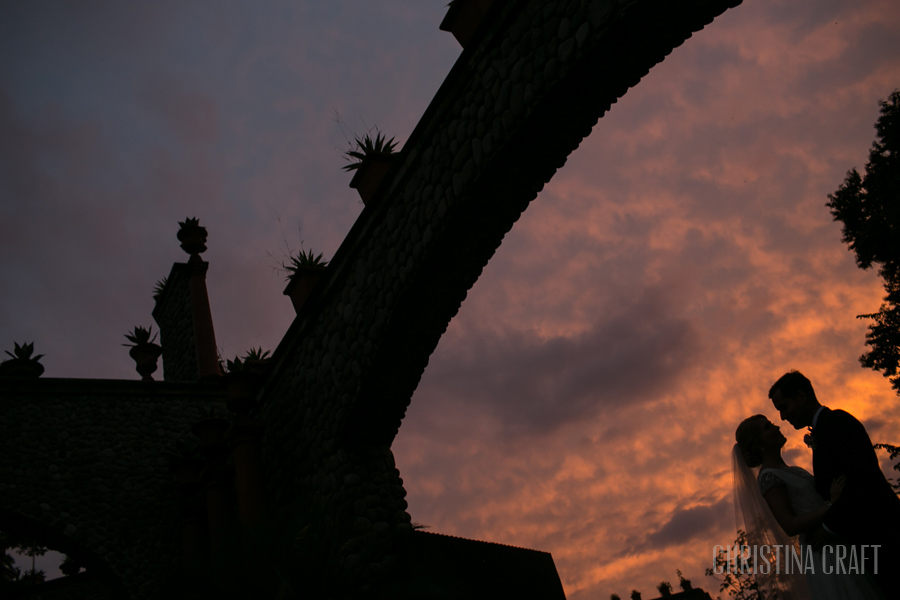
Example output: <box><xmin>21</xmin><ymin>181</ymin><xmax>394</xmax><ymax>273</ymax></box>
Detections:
<box><xmin>733</xmin><ymin>415</ymin><xmax>883</xmax><ymax>599</ymax></box>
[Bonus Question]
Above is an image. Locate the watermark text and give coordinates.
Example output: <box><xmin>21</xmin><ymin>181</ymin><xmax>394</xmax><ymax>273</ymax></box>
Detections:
<box><xmin>711</xmin><ymin>544</ymin><xmax>879</xmax><ymax>575</ymax></box>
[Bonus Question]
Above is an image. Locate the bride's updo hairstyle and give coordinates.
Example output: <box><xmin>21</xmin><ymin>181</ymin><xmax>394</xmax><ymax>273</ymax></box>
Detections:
<box><xmin>735</xmin><ymin>415</ymin><xmax>767</xmax><ymax>468</ymax></box>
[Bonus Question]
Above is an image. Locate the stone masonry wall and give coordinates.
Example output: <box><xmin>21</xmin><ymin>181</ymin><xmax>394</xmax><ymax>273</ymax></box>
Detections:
<box><xmin>258</xmin><ymin>0</ymin><xmax>741</xmax><ymax>587</ymax></box>
<box><xmin>0</xmin><ymin>0</ymin><xmax>742</xmax><ymax>596</ymax></box>
<box><xmin>0</xmin><ymin>378</ymin><xmax>226</xmax><ymax>598</ymax></box>
<box><xmin>153</xmin><ymin>263</ymin><xmax>199</xmax><ymax>382</ymax></box>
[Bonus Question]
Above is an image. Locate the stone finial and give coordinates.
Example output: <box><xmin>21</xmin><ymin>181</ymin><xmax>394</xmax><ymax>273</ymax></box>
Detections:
<box><xmin>177</xmin><ymin>217</ymin><xmax>208</xmax><ymax>258</ymax></box>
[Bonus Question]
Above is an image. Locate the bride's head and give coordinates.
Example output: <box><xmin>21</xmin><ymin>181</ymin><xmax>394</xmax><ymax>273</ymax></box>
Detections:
<box><xmin>735</xmin><ymin>415</ymin><xmax>785</xmax><ymax>467</ymax></box>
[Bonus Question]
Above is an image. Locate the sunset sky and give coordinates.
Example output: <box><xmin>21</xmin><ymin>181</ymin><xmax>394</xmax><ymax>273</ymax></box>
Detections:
<box><xmin>2</xmin><ymin>1</ymin><xmax>900</xmax><ymax>597</ymax></box>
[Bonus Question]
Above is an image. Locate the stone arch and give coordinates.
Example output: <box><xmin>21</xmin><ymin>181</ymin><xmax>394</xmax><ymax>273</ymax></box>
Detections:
<box><xmin>258</xmin><ymin>0</ymin><xmax>742</xmax><ymax>577</ymax></box>
<box><xmin>0</xmin><ymin>506</ymin><xmax>119</xmax><ymax>596</ymax></box>
<box><xmin>259</xmin><ymin>0</ymin><xmax>743</xmax><ymax>448</ymax></box>
<box><xmin>0</xmin><ymin>378</ymin><xmax>226</xmax><ymax>598</ymax></box>
<box><xmin>344</xmin><ymin>0</ymin><xmax>742</xmax><ymax>445</ymax></box>
<box><xmin>1</xmin><ymin>1</ymin><xmax>745</xmax><ymax>596</ymax></box>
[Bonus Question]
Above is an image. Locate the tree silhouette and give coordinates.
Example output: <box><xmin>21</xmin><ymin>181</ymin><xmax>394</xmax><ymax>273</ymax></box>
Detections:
<box><xmin>0</xmin><ymin>531</ymin><xmax>46</xmax><ymax>589</ymax></box>
<box><xmin>705</xmin><ymin>530</ymin><xmax>764</xmax><ymax>600</ymax></box>
<box><xmin>874</xmin><ymin>443</ymin><xmax>900</xmax><ymax>492</ymax></box>
<box><xmin>827</xmin><ymin>90</ymin><xmax>900</xmax><ymax>393</ymax></box>
<box><xmin>1</xmin><ymin>548</ymin><xmax>20</xmax><ymax>588</ymax></box>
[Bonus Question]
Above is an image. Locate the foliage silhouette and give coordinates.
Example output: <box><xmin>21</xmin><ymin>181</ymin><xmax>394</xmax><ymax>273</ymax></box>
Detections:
<box><xmin>59</xmin><ymin>554</ymin><xmax>83</xmax><ymax>576</ymax></box>
<box><xmin>123</xmin><ymin>326</ymin><xmax>157</xmax><ymax>347</ymax></box>
<box><xmin>874</xmin><ymin>442</ymin><xmax>900</xmax><ymax>492</ymax></box>
<box><xmin>827</xmin><ymin>90</ymin><xmax>900</xmax><ymax>394</ymax></box>
<box><xmin>0</xmin><ymin>530</ymin><xmax>48</xmax><ymax>590</ymax></box>
<box><xmin>705</xmin><ymin>530</ymin><xmax>764</xmax><ymax>600</ymax></box>
<box><xmin>152</xmin><ymin>277</ymin><xmax>168</xmax><ymax>301</ymax></box>
<box><xmin>3</xmin><ymin>342</ymin><xmax>43</xmax><ymax>362</ymax></box>
<box><xmin>242</xmin><ymin>347</ymin><xmax>271</xmax><ymax>362</ymax></box>
<box><xmin>282</xmin><ymin>248</ymin><xmax>328</xmax><ymax>281</ymax></box>
<box><xmin>1</xmin><ymin>341</ymin><xmax>46</xmax><ymax>377</ymax></box>
<box><xmin>342</xmin><ymin>131</ymin><xmax>397</xmax><ymax>172</ymax></box>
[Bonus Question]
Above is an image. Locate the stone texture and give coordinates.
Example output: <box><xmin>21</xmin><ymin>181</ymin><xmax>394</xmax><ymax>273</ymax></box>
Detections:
<box><xmin>152</xmin><ymin>263</ymin><xmax>198</xmax><ymax>382</ymax></box>
<box><xmin>0</xmin><ymin>0</ymin><xmax>742</xmax><ymax>597</ymax></box>
<box><xmin>0</xmin><ymin>378</ymin><xmax>226</xmax><ymax>597</ymax></box>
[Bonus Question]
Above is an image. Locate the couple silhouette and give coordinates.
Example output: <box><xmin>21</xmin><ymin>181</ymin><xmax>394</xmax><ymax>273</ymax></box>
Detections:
<box><xmin>734</xmin><ymin>370</ymin><xmax>900</xmax><ymax>600</ymax></box>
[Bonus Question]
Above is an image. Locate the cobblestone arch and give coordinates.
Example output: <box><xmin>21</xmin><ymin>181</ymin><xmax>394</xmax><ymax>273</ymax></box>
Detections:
<box><xmin>1</xmin><ymin>1</ymin><xmax>742</xmax><ymax>597</ymax></box>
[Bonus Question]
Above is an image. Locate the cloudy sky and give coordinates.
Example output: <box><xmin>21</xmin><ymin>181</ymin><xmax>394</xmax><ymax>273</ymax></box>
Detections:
<box><xmin>2</xmin><ymin>0</ymin><xmax>900</xmax><ymax>597</ymax></box>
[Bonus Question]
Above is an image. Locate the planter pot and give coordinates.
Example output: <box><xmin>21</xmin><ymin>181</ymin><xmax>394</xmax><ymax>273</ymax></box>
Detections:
<box><xmin>439</xmin><ymin>0</ymin><xmax>494</xmax><ymax>48</ymax></box>
<box><xmin>177</xmin><ymin>224</ymin><xmax>208</xmax><ymax>255</ymax></box>
<box><xmin>241</xmin><ymin>358</ymin><xmax>269</xmax><ymax>378</ymax></box>
<box><xmin>0</xmin><ymin>358</ymin><xmax>44</xmax><ymax>378</ymax></box>
<box><xmin>129</xmin><ymin>343</ymin><xmax>162</xmax><ymax>381</ymax></box>
<box><xmin>283</xmin><ymin>266</ymin><xmax>326</xmax><ymax>314</ymax></box>
<box><xmin>224</xmin><ymin>370</ymin><xmax>262</xmax><ymax>415</ymax></box>
<box><xmin>349</xmin><ymin>153</ymin><xmax>397</xmax><ymax>205</ymax></box>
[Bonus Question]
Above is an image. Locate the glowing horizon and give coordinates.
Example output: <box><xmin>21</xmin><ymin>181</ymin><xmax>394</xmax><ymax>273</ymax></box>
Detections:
<box><xmin>2</xmin><ymin>1</ymin><xmax>899</xmax><ymax>597</ymax></box>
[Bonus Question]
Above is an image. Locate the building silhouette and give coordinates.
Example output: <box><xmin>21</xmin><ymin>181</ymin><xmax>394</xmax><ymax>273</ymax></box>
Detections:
<box><xmin>0</xmin><ymin>0</ymin><xmax>743</xmax><ymax>597</ymax></box>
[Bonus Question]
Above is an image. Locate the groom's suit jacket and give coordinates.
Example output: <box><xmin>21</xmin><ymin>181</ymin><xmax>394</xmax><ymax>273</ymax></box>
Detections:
<box><xmin>812</xmin><ymin>407</ymin><xmax>900</xmax><ymax>573</ymax></box>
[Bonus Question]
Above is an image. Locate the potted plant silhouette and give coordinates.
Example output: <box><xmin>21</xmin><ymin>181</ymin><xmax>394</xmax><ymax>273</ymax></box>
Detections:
<box><xmin>152</xmin><ymin>276</ymin><xmax>168</xmax><ymax>304</ymax></box>
<box><xmin>440</xmin><ymin>0</ymin><xmax>494</xmax><ymax>48</ymax></box>
<box><xmin>241</xmin><ymin>347</ymin><xmax>271</xmax><ymax>377</ymax></box>
<box><xmin>0</xmin><ymin>342</ymin><xmax>45</xmax><ymax>378</ymax></box>
<box><xmin>343</xmin><ymin>131</ymin><xmax>398</xmax><ymax>205</ymax></box>
<box><xmin>282</xmin><ymin>249</ymin><xmax>328</xmax><ymax>314</ymax></box>
<box><xmin>177</xmin><ymin>217</ymin><xmax>208</xmax><ymax>256</ymax></box>
<box><xmin>124</xmin><ymin>326</ymin><xmax>162</xmax><ymax>381</ymax></box>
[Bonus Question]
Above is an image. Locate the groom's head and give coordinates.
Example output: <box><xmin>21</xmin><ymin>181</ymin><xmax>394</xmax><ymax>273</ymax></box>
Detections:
<box><xmin>768</xmin><ymin>370</ymin><xmax>821</xmax><ymax>430</ymax></box>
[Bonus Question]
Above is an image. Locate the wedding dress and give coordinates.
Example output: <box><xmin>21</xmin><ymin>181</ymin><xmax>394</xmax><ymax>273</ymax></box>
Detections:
<box><xmin>732</xmin><ymin>447</ymin><xmax>883</xmax><ymax>600</ymax></box>
<box><xmin>758</xmin><ymin>467</ymin><xmax>883</xmax><ymax>599</ymax></box>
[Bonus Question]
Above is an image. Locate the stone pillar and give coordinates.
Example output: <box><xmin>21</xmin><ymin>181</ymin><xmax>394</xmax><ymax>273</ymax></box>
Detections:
<box><xmin>154</xmin><ymin>219</ymin><xmax>222</xmax><ymax>381</ymax></box>
<box><xmin>201</xmin><ymin>460</ymin><xmax>233</xmax><ymax>554</ymax></box>
<box><xmin>186</xmin><ymin>257</ymin><xmax>221</xmax><ymax>381</ymax></box>
<box><xmin>329</xmin><ymin>444</ymin><xmax>412</xmax><ymax>588</ymax></box>
<box><xmin>180</xmin><ymin>501</ymin><xmax>206</xmax><ymax>565</ymax></box>
<box><xmin>193</xmin><ymin>415</ymin><xmax>233</xmax><ymax>554</ymax></box>
<box><xmin>153</xmin><ymin>263</ymin><xmax>198</xmax><ymax>381</ymax></box>
<box><xmin>171</xmin><ymin>457</ymin><xmax>207</xmax><ymax>569</ymax></box>
<box><xmin>229</xmin><ymin>416</ymin><xmax>267</xmax><ymax>532</ymax></box>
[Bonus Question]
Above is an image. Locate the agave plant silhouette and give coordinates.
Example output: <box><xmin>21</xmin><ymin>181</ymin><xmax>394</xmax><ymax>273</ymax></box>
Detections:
<box><xmin>282</xmin><ymin>249</ymin><xmax>328</xmax><ymax>281</ymax></box>
<box><xmin>342</xmin><ymin>131</ymin><xmax>397</xmax><ymax>172</ymax></box>
<box><xmin>242</xmin><ymin>347</ymin><xmax>272</xmax><ymax>361</ymax></box>
<box><xmin>152</xmin><ymin>277</ymin><xmax>168</xmax><ymax>301</ymax></box>
<box><xmin>4</xmin><ymin>341</ymin><xmax>44</xmax><ymax>362</ymax></box>
<box><xmin>123</xmin><ymin>326</ymin><xmax>158</xmax><ymax>347</ymax></box>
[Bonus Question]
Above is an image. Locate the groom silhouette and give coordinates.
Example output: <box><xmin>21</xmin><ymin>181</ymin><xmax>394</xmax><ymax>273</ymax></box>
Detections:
<box><xmin>769</xmin><ymin>370</ymin><xmax>900</xmax><ymax>597</ymax></box>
